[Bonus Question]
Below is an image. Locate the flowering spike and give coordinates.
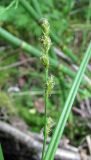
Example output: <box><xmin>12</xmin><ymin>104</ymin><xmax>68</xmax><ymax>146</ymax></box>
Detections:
<box><xmin>46</xmin><ymin>117</ymin><xmax>55</xmax><ymax>137</ymax></box>
<box><xmin>40</xmin><ymin>18</ymin><xmax>51</xmax><ymax>55</ymax></box>
<box><xmin>40</xmin><ymin>18</ymin><xmax>50</xmax><ymax>36</ymax></box>
<box><xmin>40</xmin><ymin>54</ymin><xmax>49</xmax><ymax>68</ymax></box>
<box><xmin>40</xmin><ymin>19</ymin><xmax>55</xmax><ymax>159</ymax></box>
<box><xmin>46</xmin><ymin>75</ymin><xmax>55</xmax><ymax>96</ymax></box>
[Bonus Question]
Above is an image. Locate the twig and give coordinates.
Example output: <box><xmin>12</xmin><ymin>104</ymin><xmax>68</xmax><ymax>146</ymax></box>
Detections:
<box><xmin>54</xmin><ymin>47</ymin><xmax>91</xmax><ymax>85</ymax></box>
<box><xmin>0</xmin><ymin>121</ymin><xmax>81</xmax><ymax>160</ymax></box>
<box><xmin>0</xmin><ymin>58</ymin><xmax>35</xmax><ymax>71</ymax></box>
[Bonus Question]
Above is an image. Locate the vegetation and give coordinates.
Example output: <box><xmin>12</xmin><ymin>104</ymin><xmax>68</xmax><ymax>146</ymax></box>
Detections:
<box><xmin>0</xmin><ymin>0</ymin><xmax>91</xmax><ymax>160</ymax></box>
<box><xmin>0</xmin><ymin>145</ymin><xmax>4</xmax><ymax>160</ymax></box>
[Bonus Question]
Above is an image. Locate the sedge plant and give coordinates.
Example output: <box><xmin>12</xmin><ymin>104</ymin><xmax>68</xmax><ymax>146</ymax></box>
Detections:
<box><xmin>40</xmin><ymin>19</ymin><xmax>55</xmax><ymax>159</ymax></box>
<box><xmin>0</xmin><ymin>2</ymin><xmax>91</xmax><ymax>160</ymax></box>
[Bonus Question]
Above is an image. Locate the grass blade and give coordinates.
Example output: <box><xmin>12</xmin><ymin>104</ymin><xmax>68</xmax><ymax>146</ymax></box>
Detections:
<box><xmin>0</xmin><ymin>145</ymin><xmax>4</xmax><ymax>160</ymax></box>
<box><xmin>44</xmin><ymin>42</ymin><xmax>91</xmax><ymax>160</ymax></box>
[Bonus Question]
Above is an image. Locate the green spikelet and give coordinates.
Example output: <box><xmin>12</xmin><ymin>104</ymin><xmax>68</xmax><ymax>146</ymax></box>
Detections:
<box><xmin>46</xmin><ymin>117</ymin><xmax>55</xmax><ymax>137</ymax></box>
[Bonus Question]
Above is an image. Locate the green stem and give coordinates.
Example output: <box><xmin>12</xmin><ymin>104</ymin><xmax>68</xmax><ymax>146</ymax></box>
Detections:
<box><xmin>19</xmin><ymin>0</ymin><xmax>39</xmax><ymax>21</ymax></box>
<box><xmin>42</xmin><ymin>68</ymin><xmax>48</xmax><ymax>159</ymax></box>
<box><xmin>31</xmin><ymin>0</ymin><xmax>42</xmax><ymax>18</ymax></box>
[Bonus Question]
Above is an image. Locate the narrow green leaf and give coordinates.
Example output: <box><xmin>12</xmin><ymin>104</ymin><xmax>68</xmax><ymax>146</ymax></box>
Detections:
<box><xmin>44</xmin><ymin>42</ymin><xmax>91</xmax><ymax>160</ymax></box>
<box><xmin>0</xmin><ymin>145</ymin><xmax>4</xmax><ymax>160</ymax></box>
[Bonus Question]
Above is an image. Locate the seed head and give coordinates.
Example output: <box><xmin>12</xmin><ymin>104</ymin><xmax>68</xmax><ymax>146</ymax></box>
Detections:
<box><xmin>46</xmin><ymin>75</ymin><xmax>55</xmax><ymax>96</ymax></box>
<box><xmin>46</xmin><ymin>117</ymin><xmax>55</xmax><ymax>137</ymax></box>
<box><xmin>40</xmin><ymin>18</ymin><xmax>50</xmax><ymax>36</ymax></box>
<box><xmin>40</xmin><ymin>54</ymin><xmax>49</xmax><ymax>68</ymax></box>
<box><xmin>40</xmin><ymin>36</ymin><xmax>51</xmax><ymax>54</ymax></box>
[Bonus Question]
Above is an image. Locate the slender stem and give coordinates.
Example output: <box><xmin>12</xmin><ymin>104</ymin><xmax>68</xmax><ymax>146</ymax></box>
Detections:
<box><xmin>31</xmin><ymin>0</ymin><xmax>42</xmax><ymax>18</ymax></box>
<box><xmin>42</xmin><ymin>68</ymin><xmax>48</xmax><ymax>159</ymax></box>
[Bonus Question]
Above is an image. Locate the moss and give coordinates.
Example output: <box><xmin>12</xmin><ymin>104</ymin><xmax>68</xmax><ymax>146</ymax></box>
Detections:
<box><xmin>0</xmin><ymin>92</ymin><xmax>16</xmax><ymax>115</ymax></box>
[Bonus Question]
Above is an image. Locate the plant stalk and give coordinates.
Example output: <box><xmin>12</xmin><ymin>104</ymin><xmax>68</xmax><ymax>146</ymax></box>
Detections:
<box><xmin>42</xmin><ymin>68</ymin><xmax>48</xmax><ymax>159</ymax></box>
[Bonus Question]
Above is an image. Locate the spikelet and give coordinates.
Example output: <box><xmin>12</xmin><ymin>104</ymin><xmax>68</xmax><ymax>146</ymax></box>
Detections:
<box><xmin>40</xmin><ymin>54</ymin><xmax>49</xmax><ymax>68</ymax></box>
<box><xmin>46</xmin><ymin>75</ymin><xmax>55</xmax><ymax>96</ymax></box>
<box><xmin>46</xmin><ymin>117</ymin><xmax>55</xmax><ymax>137</ymax></box>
